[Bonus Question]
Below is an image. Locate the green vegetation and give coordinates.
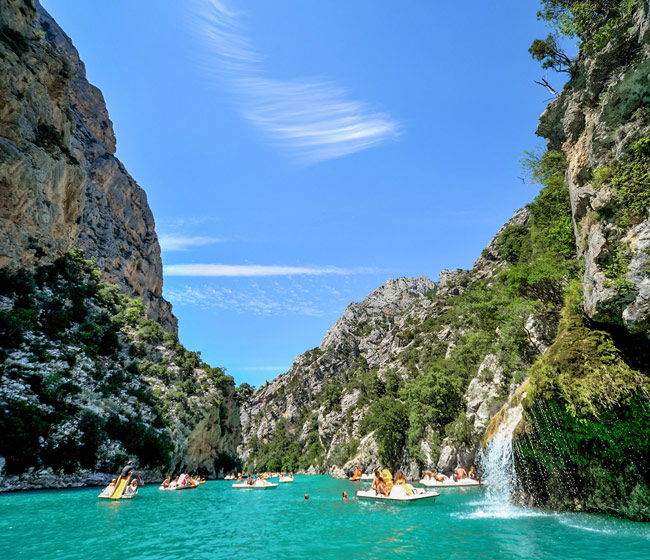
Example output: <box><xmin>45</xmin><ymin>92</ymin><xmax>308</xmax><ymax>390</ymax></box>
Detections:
<box><xmin>525</xmin><ymin>281</ymin><xmax>645</xmax><ymax>415</ymax></box>
<box><xmin>247</xmin><ymin>417</ymin><xmax>324</xmax><ymax>472</ymax></box>
<box><xmin>535</xmin><ymin>0</ymin><xmax>634</xmax><ymax>52</ymax></box>
<box><xmin>518</xmin><ymin>281</ymin><xmax>650</xmax><ymax>520</ymax></box>
<box><xmin>529</xmin><ymin>34</ymin><xmax>575</xmax><ymax>74</ymax></box>
<box><xmin>244</xmin><ymin>146</ymin><xmax>577</xmax><ymax>474</ymax></box>
<box><xmin>609</xmin><ymin>137</ymin><xmax>650</xmax><ymax>224</ymax></box>
<box><xmin>0</xmin><ymin>250</ymin><xmax>234</xmax><ymax>475</ymax></box>
<box><xmin>361</xmin><ymin>397</ymin><xmax>409</xmax><ymax>471</ymax></box>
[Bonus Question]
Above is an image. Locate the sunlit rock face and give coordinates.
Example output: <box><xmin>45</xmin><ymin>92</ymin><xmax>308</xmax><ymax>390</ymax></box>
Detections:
<box><xmin>537</xmin><ymin>2</ymin><xmax>650</xmax><ymax>333</ymax></box>
<box><xmin>239</xmin><ymin>206</ymin><xmax>560</xmax><ymax>479</ymax></box>
<box><xmin>0</xmin><ymin>0</ymin><xmax>176</xmax><ymax>331</ymax></box>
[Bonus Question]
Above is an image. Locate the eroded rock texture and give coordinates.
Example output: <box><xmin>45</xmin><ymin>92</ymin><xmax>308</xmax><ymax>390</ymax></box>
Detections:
<box><xmin>0</xmin><ymin>0</ymin><xmax>176</xmax><ymax>331</ymax></box>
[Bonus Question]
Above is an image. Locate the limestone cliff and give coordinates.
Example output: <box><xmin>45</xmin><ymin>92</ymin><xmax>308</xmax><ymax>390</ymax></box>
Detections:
<box><xmin>240</xmin><ymin>205</ymin><xmax>568</xmax><ymax>479</ymax></box>
<box><xmin>0</xmin><ymin>0</ymin><xmax>239</xmax><ymax>488</ymax></box>
<box><xmin>0</xmin><ymin>0</ymin><xmax>175</xmax><ymax>331</ymax></box>
<box><xmin>537</xmin><ymin>2</ymin><xmax>650</xmax><ymax>332</ymax></box>
<box><xmin>484</xmin><ymin>0</ymin><xmax>650</xmax><ymax>521</ymax></box>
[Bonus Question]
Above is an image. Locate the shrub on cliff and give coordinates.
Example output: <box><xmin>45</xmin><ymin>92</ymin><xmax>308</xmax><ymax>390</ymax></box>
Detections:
<box><xmin>518</xmin><ymin>281</ymin><xmax>650</xmax><ymax>520</ymax></box>
<box><xmin>0</xmin><ymin>250</ymin><xmax>234</xmax><ymax>475</ymax></box>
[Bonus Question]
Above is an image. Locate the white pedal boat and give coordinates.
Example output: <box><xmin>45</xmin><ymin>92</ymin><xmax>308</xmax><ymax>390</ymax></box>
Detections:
<box><xmin>278</xmin><ymin>476</ymin><xmax>294</xmax><ymax>483</ymax></box>
<box><xmin>356</xmin><ymin>485</ymin><xmax>439</xmax><ymax>503</ymax></box>
<box><xmin>419</xmin><ymin>478</ymin><xmax>483</xmax><ymax>488</ymax></box>
<box><xmin>232</xmin><ymin>481</ymin><xmax>278</xmax><ymax>489</ymax></box>
<box><xmin>158</xmin><ymin>483</ymin><xmax>198</xmax><ymax>491</ymax></box>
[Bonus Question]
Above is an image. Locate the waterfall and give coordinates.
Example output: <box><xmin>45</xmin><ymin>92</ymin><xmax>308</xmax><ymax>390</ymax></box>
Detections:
<box><xmin>478</xmin><ymin>402</ymin><xmax>523</xmax><ymax>502</ymax></box>
<box><xmin>464</xmin><ymin>400</ymin><xmax>542</xmax><ymax>519</ymax></box>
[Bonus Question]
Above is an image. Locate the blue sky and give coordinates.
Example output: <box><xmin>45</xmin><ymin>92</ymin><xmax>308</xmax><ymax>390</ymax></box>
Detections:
<box><xmin>44</xmin><ymin>0</ymin><xmax>572</xmax><ymax>387</ymax></box>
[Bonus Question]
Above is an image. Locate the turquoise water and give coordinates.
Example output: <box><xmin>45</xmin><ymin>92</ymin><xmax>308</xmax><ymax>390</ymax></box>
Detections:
<box><xmin>2</xmin><ymin>476</ymin><xmax>649</xmax><ymax>559</ymax></box>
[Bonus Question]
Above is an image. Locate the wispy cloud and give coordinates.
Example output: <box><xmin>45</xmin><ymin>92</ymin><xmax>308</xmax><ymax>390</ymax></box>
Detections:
<box><xmin>164</xmin><ymin>264</ymin><xmax>375</xmax><ymax>277</ymax></box>
<box><xmin>165</xmin><ymin>282</ymin><xmax>349</xmax><ymax>316</ymax></box>
<box><xmin>239</xmin><ymin>365</ymin><xmax>289</xmax><ymax>372</ymax></box>
<box><xmin>159</xmin><ymin>235</ymin><xmax>223</xmax><ymax>251</ymax></box>
<box><xmin>193</xmin><ymin>0</ymin><xmax>399</xmax><ymax>164</ymax></box>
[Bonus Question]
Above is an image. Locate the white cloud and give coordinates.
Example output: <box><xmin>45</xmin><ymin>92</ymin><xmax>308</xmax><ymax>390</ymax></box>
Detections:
<box><xmin>159</xmin><ymin>235</ymin><xmax>223</xmax><ymax>251</ymax></box>
<box><xmin>164</xmin><ymin>264</ymin><xmax>374</xmax><ymax>277</ymax></box>
<box><xmin>193</xmin><ymin>0</ymin><xmax>399</xmax><ymax>164</ymax></box>
<box><xmin>239</xmin><ymin>365</ymin><xmax>289</xmax><ymax>372</ymax></box>
<box><xmin>164</xmin><ymin>282</ymin><xmax>347</xmax><ymax>316</ymax></box>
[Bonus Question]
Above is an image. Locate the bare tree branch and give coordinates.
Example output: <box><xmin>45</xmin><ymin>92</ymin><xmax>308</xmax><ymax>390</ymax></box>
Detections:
<box><xmin>534</xmin><ymin>78</ymin><xmax>559</xmax><ymax>97</ymax></box>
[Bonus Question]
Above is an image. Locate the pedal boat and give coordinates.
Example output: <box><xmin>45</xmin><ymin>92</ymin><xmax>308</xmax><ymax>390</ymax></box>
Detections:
<box><xmin>356</xmin><ymin>485</ymin><xmax>439</xmax><ymax>503</ymax></box>
<box><xmin>419</xmin><ymin>477</ymin><xmax>483</xmax><ymax>488</ymax></box>
<box><xmin>278</xmin><ymin>475</ymin><xmax>294</xmax><ymax>483</ymax></box>
<box><xmin>232</xmin><ymin>480</ymin><xmax>278</xmax><ymax>489</ymax></box>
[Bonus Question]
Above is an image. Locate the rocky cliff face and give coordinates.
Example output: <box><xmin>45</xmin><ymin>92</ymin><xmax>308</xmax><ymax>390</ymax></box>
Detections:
<box><xmin>0</xmin><ymin>0</ymin><xmax>175</xmax><ymax>331</ymax></box>
<box><xmin>0</xmin><ymin>0</ymin><xmax>239</xmax><ymax>488</ymax></box>
<box><xmin>240</xmin><ymin>204</ymin><xmax>567</xmax><ymax>479</ymax></box>
<box><xmin>483</xmin><ymin>1</ymin><xmax>650</xmax><ymax>521</ymax></box>
<box><xmin>0</xmin><ymin>252</ymin><xmax>239</xmax><ymax>489</ymax></box>
<box><xmin>537</xmin><ymin>2</ymin><xmax>650</xmax><ymax>332</ymax></box>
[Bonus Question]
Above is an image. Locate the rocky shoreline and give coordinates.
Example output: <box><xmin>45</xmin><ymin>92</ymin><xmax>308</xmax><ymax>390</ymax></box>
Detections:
<box><xmin>0</xmin><ymin>466</ymin><xmax>164</xmax><ymax>493</ymax></box>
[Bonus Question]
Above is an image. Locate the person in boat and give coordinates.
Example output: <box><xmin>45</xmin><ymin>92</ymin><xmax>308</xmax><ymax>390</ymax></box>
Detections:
<box><xmin>123</xmin><ymin>478</ymin><xmax>139</xmax><ymax>498</ymax></box>
<box><xmin>100</xmin><ymin>478</ymin><xmax>117</xmax><ymax>496</ymax></box>
<box><xmin>161</xmin><ymin>476</ymin><xmax>171</xmax><ymax>488</ymax></box>
<box><xmin>246</xmin><ymin>475</ymin><xmax>254</xmax><ymax>486</ymax></box>
<box><xmin>371</xmin><ymin>469</ymin><xmax>388</xmax><ymax>496</ymax></box>
<box><xmin>350</xmin><ymin>466</ymin><xmax>362</xmax><ymax>480</ymax></box>
<box><xmin>119</xmin><ymin>460</ymin><xmax>135</xmax><ymax>479</ymax></box>
<box><xmin>468</xmin><ymin>466</ymin><xmax>477</xmax><ymax>480</ymax></box>
<box><xmin>380</xmin><ymin>468</ymin><xmax>394</xmax><ymax>494</ymax></box>
<box><xmin>456</xmin><ymin>466</ymin><xmax>468</xmax><ymax>480</ymax></box>
<box><xmin>394</xmin><ymin>471</ymin><xmax>414</xmax><ymax>496</ymax></box>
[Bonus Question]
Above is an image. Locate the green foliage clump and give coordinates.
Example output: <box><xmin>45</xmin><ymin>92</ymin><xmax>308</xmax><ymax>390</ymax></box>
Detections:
<box><xmin>526</xmin><ymin>281</ymin><xmax>646</xmax><ymax>416</ymax></box>
<box><xmin>529</xmin><ymin>34</ymin><xmax>574</xmax><ymax>73</ymax></box>
<box><xmin>329</xmin><ymin>439</ymin><xmax>360</xmax><ymax>466</ymax></box>
<box><xmin>246</xmin><ymin>418</ymin><xmax>320</xmax><ymax>472</ymax></box>
<box><xmin>609</xmin><ymin>137</ymin><xmax>650</xmax><ymax>224</ymax></box>
<box><xmin>535</xmin><ymin>0</ymin><xmax>633</xmax><ymax>52</ymax></box>
<box><xmin>360</xmin><ymin>397</ymin><xmax>409</xmax><ymax>471</ymax></box>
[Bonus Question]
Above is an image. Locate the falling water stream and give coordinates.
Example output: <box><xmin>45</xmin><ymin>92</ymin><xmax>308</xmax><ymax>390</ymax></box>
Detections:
<box><xmin>475</xmin><ymin>402</ymin><xmax>534</xmax><ymax>518</ymax></box>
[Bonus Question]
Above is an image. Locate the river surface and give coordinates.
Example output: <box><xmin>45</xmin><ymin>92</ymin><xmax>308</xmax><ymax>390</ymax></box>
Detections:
<box><xmin>2</xmin><ymin>475</ymin><xmax>649</xmax><ymax>559</ymax></box>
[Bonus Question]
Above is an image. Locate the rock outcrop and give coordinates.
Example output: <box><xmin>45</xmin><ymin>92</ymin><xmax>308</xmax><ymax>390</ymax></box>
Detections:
<box><xmin>537</xmin><ymin>2</ymin><xmax>650</xmax><ymax>332</ymax></box>
<box><xmin>482</xmin><ymin>1</ymin><xmax>650</xmax><ymax>521</ymax></box>
<box><xmin>0</xmin><ymin>0</ymin><xmax>175</xmax><ymax>331</ymax></box>
<box><xmin>240</xmin><ymin>205</ymin><xmax>563</xmax><ymax>479</ymax></box>
<box><xmin>0</xmin><ymin>1</ymin><xmax>238</xmax><ymax>489</ymax></box>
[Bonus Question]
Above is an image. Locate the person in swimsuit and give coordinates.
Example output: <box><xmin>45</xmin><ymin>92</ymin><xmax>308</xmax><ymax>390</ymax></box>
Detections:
<box><xmin>371</xmin><ymin>469</ymin><xmax>388</xmax><ymax>496</ymax></box>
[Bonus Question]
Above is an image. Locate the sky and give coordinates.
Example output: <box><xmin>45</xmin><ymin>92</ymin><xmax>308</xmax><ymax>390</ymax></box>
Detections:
<box><xmin>43</xmin><ymin>0</ymin><xmax>573</xmax><ymax>388</ymax></box>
